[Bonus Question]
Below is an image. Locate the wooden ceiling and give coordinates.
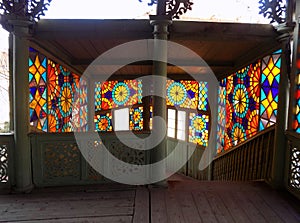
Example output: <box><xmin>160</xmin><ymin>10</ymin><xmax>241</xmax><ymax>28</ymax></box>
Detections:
<box><xmin>30</xmin><ymin>19</ymin><xmax>281</xmax><ymax>80</ymax></box>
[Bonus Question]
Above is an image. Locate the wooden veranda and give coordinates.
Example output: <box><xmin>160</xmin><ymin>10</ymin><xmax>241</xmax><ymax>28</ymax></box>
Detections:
<box><xmin>0</xmin><ymin>1</ymin><xmax>300</xmax><ymax>222</ymax></box>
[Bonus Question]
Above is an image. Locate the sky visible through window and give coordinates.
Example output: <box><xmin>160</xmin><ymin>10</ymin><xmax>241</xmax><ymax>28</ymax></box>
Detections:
<box><xmin>0</xmin><ymin>0</ymin><xmax>269</xmax><ymax>127</ymax></box>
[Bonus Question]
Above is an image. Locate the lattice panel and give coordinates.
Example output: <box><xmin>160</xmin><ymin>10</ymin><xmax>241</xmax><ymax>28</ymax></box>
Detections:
<box><xmin>0</xmin><ymin>145</ymin><xmax>8</xmax><ymax>183</ymax></box>
<box><xmin>108</xmin><ymin>140</ymin><xmax>146</xmax><ymax>178</ymax></box>
<box><xmin>290</xmin><ymin>145</ymin><xmax>300</xmax><ymax>189</ymax></box>
<box><xmin>88</xmin><ymin>165</ymin><xmax>104</xmax><ymax>181</ymax></box>
<box><xmin>44</xmin><ymin>143</ymin><xmax>80</xmax><ymax>179</ymax></box>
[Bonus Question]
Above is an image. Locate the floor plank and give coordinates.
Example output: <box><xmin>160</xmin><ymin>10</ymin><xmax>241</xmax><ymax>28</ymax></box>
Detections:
<box><xmin>150</xmin><ymin>188</ymin><xmax>168</xmax><ymax>223</ymax></box>
<box><xmin>176</xmin><ymin>192</ymin><xmax>202</xmax><ymax>223</ymax></box>
<box><xmin>205</xmin><ymin>191</ymin><xmax>234</xmax><ymax>223</ymax></box>
<box><xmin>165</xmin><ymin>191</ymin><xmax>185</xmax><ymax>223</ymax></box>
<box><xmin>0</xmin><ymin>175</ymin><xmax>299</xmax><ymax>223</ymax></box>
<box><xmin>257</xmin><ymin>187</ymin><xmax>300</xmax><ymax>223</ymax></box>
<box><xmin>192</xmin><ymin>191</ymin><xmax>218</xmax><ymax>223</ymax></box>
<box><xmin>218</xmin><ymin>191</ymin><xmax>251</xmax><ymax>223</ymax></box>
<box><xmin>245</xmin><ymin>190</ymin><xmax>284</xmax><ymax>223</ymax></box>
<box><xmin>12</xmin><ymin>216</ymin><xmax>132</xmax><ymax>223</ymax></box>
<box><xmin>133</xmin><ymin>186</ymin><xmax>149</xmax><ymax>223</ymax></box>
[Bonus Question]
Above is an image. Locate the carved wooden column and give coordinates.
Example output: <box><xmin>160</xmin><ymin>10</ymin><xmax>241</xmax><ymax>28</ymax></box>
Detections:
<box><xmin>270</xmin><ymin>28</ymin><xmax>293</xmax><ymax>188</ymax></box>
<box><xmin>150</xmin><ymin>15</ymin><xmax>172</xmax><ymax>184</ymax></box>
<box><xmin>10</xmin><ymin>20</ymin><xmax>34</xmax><ymax>192</ymax></box>
<box><xmin>0</xmin><ymin>0</ymin><xmax>52</xmax><ymax>192</ymax></box>
<box><xmin>258</xmin><ymin>0</ymin><xmax>295</xmax><ymax>189</ymax></box>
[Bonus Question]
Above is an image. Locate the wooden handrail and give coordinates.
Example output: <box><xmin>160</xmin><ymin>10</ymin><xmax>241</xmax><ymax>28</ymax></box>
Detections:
<box><xmin>212</xmin><ymin>126</ymin><xmax>275</xmax><ymax>181</ymax></box>
<box><xmin>214</xmin><ymin>126</ymin><xmax>276</xmax><ymax>160</ymax></box>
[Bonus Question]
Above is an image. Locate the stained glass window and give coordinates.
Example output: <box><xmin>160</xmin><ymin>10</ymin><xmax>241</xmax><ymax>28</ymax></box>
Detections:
<box><xmin>217</xmin><ymin>79</ymin><xmax>226</xmax><ymax>153</ymax></box>
<box><xmin>198</xmin><ymin>82</ymin><xmax>208</xmax><ymax>111</ymax></box>
<box><xmin>94</xmin><ymin>112</ymin><xmax>112</xmax><ymax>132</ymax></box>
<box><xmin>217</xmin><ymin>51</ymin><xmax>281</xmax><ymax>153</ymax></box>
<box><xmin>222</xmin><ymin>63</ymin><xmax>261</xmax><ymax>149</ymax></box>
<box><xmin>73</xmin><ymin>78</ymin><xmax>88</xmax><ymax>132</ymax></box>
<box><xmin>29</xmin><ymin>48</ymin><xmax>48</xmax><ymax>132</ymax></box>
<box><xmin>95</xmin><ymin>81</ymin><xmax>102</xmax><ymax>111</ymax></box>
<box><xmin>166</xmin><ymin>79</ymin><xmax>209</xmax><ymax>146</ymax></box>
<box><xmin>167</xmin><ymin>80</ymin><xmax>198</xmax><ymax>109</ymax></box>
<box><xmin>47</xmin><ymin>60</ymin><xmax>79</xmax><ymax>132</ymax></box>
<box><xmin>29</xmin><ymin>48</ymin><xmax>86</xmax><ymax>133</ymax></box>
<box><xmin>94</xmin><ymin>79</ymin><xmax>143</xmax><ymax>131</ymax></box>
<box><xmin>294</xmin><ymin>72</ymin><xmax>300</xmax><ymax>132</ymax></box>
<box><xmin>189</xmin><ymin>113</ymin><xmax>209</xmax><ymax>146</ymax></box>
<box><xmin>99</xmin><ymin>80</ymin><xmax>142</xmax><ymax>110</ymax></box>
<box><xmin>259</xmin><ymin>52</ymin><xmax>281</xmax><ymax>130</ymax></box>
<box><xmin>130</xmin><ymin>106</ymin><xmax>143</xmax><ymax>131</ymax></box>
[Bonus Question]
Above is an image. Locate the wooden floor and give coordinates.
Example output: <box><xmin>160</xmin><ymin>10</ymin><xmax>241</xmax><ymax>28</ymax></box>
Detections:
<box><xmin>0</xmin><ymin>175</ymin><xmax>300</xmax><ymax>223</ymax></box>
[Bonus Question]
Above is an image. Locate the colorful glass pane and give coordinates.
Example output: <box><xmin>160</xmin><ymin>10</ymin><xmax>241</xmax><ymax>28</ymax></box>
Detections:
<box><xmin>217</xmin><ymin>79</ymin><xmax>226</xmax><ymax>153</ymax></box>
<box><xmin>217</xmin><ymin>62</ymin><xmax>261</xmax><ymax>153</ymax></box>
<box><xmin>94</xmin><ymin>112</ymin><xmax>112</xmax><ymax>132</ymax></box>
<box><xmin>198</xmin><ymin>81</ymin><xmax>208</xmax><ymax>111</ymax></box>
<box><xmin>47</xmin><ymin>60</ymin><xmax>79</xmax><ymax>132</ymax></box>
<box><xmin>95</xmin><ymin>81</ymin><xmax>102</xmax><ymax>111</ymax></box>
<box><xmin>259</xmin><ymin>53</ymin><xmax>281</xmax><ymax>130</ymax></box>
<box><xmin>150</xmin><ymin>105</ymin><xmax>153</xmax><ymax>130</ymax></box>
<box><xmin>130</xmin><ymin>107</ymin><xmax>143</xmax><ymax>130</ymax></box>
<box><xmin>29</xmin><ymin>49</ymin><xmax>48</xmax><ymax>132</ymax></box>
<box><xmin>189</xmin><ymin>113</ymin><xmax>209</xmax><ymax>146</ymax></box>
<box><xmin>101</xmin><ymin>80</ymin><xmax>142</xmax><ymax>110</ymax></box>
<box><xmin>166</xmin><ymin>80</ymin><xmax>198</xmax><ymax>109</ymax></box>
<box><xmin>294</xmin><ymin>72</ymin><xmax>300</xmax><ymax>132</ymax></box>
<box><xmin>217</xmin><ymin>51</ymin><xmax>281</xmax><ymax>153</ymax></box>
<box><xmin>73</xmin><ymin>77</ymin><xmax>88</xmax><ymax>132</ymax></box>
<box><xmin>79</xmin><ymin>78</ymin><xmax>88</xmax><ymax>132</ymax></box>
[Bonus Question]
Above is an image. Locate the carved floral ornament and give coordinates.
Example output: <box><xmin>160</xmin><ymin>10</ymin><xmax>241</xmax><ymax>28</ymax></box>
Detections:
<box><xmin>258</xmin><ymin>0</ymin><xmax>287</xmax><ymax>24</ymax></box>
<box><xmin>139</xmin><ymin>0</ymin><xmax>193</xmax><ymax>19</ymax></box>
<box><xmin>0</xmin><ymin>0</ymin><xmax>52</xmax><ymax>31</ymax></box>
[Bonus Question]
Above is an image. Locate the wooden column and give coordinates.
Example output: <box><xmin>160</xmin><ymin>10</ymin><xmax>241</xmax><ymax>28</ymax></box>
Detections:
<box><xmin>10</xmin><ymin>20</ymin><xmax>33</xmax><ymax>192</ymax></box>
<box><xmin>150</xmin><ymin>15</ymin><xmax>172</xmax><ymax>184</ymax></box>
<box><xmin>270</xmin><ymin>28</ymin><xmax>293</xmax><ymax>189</ymax></box>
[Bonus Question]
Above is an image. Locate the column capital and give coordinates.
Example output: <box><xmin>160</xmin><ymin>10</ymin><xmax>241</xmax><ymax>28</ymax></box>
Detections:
<box><xmin>149</xmin><ymin>15</ymin><xmax>172</xmax><ymax>39</ymax></box>
<box><xmin>0</xmin><ymin>0</ymin><xmax>52</xmax><ymax>33</ymax></box>
<box><xmin>149</xmin><ymin>15</ymin><xmax>172</xmax><ymax>26</ymax></box>
<box><xmin>276</xmin><ymin>23</ymin><xmax>295</xmax><ymax>42</ymax></box>
<box><xmin>6</xmin><ymin>18</ymin><xmax>33</xmax><ymax>37</ymax></box>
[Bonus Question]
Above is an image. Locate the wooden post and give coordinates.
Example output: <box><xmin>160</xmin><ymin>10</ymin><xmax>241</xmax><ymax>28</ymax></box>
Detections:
<box><xmin>150</xmin><ymin>15</ymin><xmax>172</xmax><ymax>185</ymax></box>
<box><xmin>286</xmin><ymin>0</ymin><xmax>300</xmax><ymax>188</ymax></box>
<box><xmin>10</xmin><ymin>20</ymin><xmax>34</xmax><ymax>192</ymax></box>
<box><xmin>270</xmin><ymin>27</ymin><xmax>293</xmax><ymax>188</ymax></box>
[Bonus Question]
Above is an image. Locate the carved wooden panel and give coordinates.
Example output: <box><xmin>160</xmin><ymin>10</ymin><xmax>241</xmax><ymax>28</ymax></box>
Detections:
<box><xmin>0</xmin><ymin>144</ymin><xmax>8</xmax><ymax>183</ymax></box>
<box><xmin>44</xmin><ymin>142</ymin><xmax>80</xmax><ymax>180</ymax></box>
<box><xmin>290</xmin><ymin>146</ymin><xmax>300</xmax><ymax>189</ymax></box>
